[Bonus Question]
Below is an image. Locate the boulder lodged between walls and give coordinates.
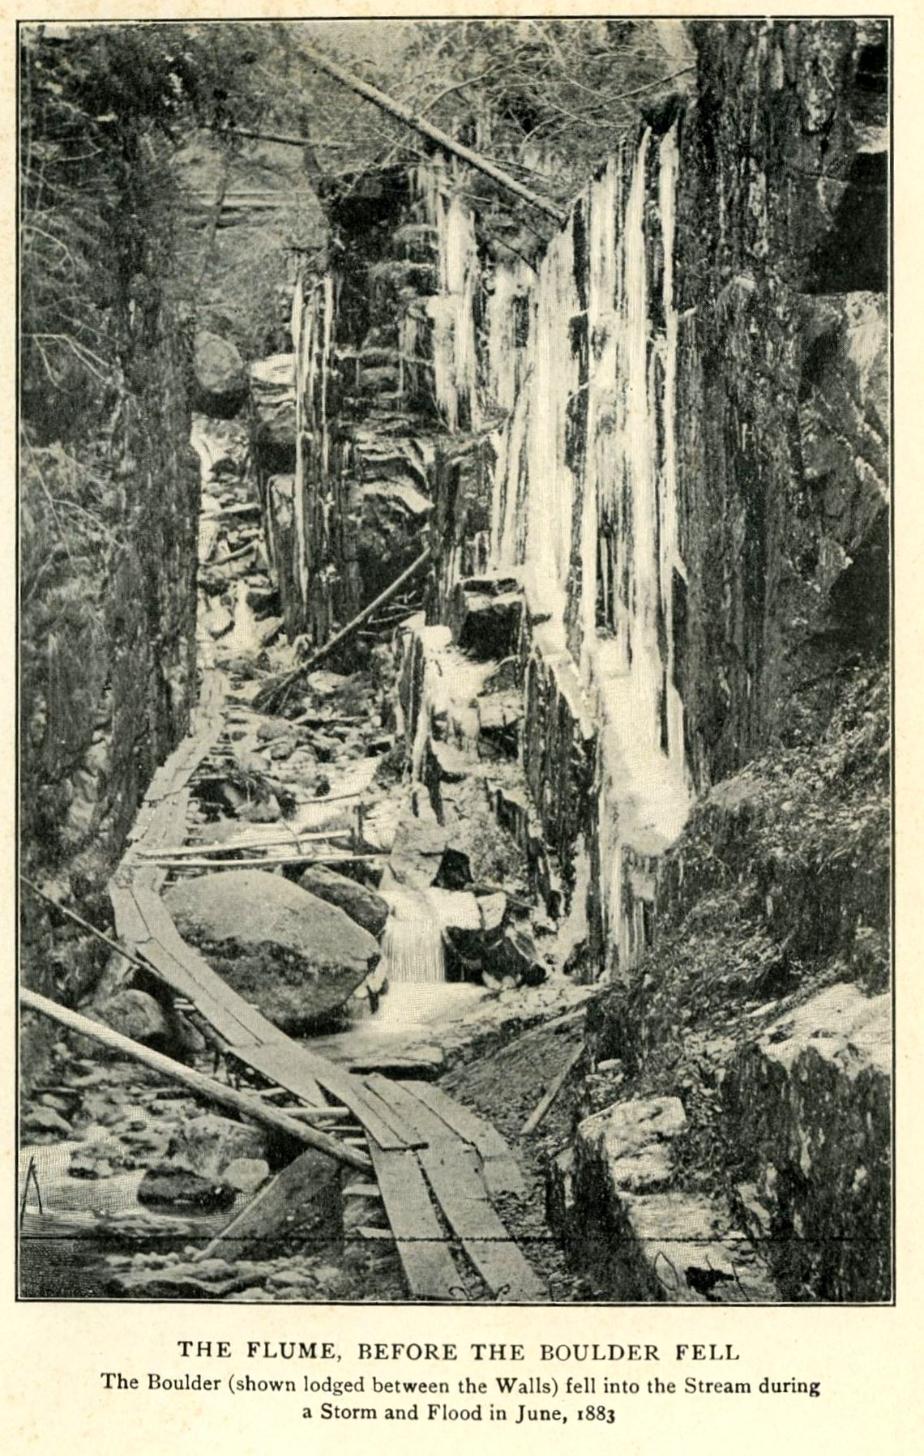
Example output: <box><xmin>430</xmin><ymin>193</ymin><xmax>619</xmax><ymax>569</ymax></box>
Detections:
<box><xmin>192</xmin><ymin>331</ymin><xmax>248</xmax><ymax>417</ymax></box>
<box><xmin>164</xmin><ymin>869</ymin><xmax>379</xmax><ymax>1033</ymax></box>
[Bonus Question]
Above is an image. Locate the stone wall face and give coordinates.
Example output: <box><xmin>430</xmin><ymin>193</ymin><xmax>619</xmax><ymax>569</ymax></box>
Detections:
<box><xmin>260</xmin><ymin>167</ymin><xmax>468</xmax><ymax>644</ymax></box>
<box><xmin>276</xmin><ymin>19</ymin><xmax>887</xmax><ymax>985</ymax></box>
<box><xmin>21</xmin><ymin>278</ymin><xmax>200</xmax><ymax>1082</ymax></box>
<box><xmin>470</xmin><ymin>17</ymin><xmax>887</xmax><ymax>975</ymax></box>
<box><xmin>673</xmin><ymin>18</ymin><xmax>888</xmax><ymax>785</ymax></box>
<box><xmin>21</xmin><ymin>318</ymin><xmax>199</xmax><ymax>889</ymax></box>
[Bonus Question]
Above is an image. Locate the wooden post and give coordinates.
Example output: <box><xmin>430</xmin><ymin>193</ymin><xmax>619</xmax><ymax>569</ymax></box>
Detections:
<box><xmin>20</xmin><ymin>988</ymin><xmax>372</xmax><ymax>1172</ymax></box>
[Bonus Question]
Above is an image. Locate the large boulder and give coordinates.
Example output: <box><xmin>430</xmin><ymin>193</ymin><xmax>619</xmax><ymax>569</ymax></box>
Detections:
<box><xmin>164</xmin><ymin>870</ymin><xmax>380</xmax><ymax>1033</ymax></box>
<box><xmin>298</xmin><ymin>866</ymin><xmax>389</xmax><ymax>939</ymax></box>
<box><xmin>193</xmin><ymin>331</ymin><xmax>247</xmax><ymax>417</ymax></box>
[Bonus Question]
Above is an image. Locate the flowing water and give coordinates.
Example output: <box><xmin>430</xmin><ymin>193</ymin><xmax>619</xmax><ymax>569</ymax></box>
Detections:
<box><xmin>379</xmin><ymin>888</ymin><xmax>447</xmax><ymax>986</ymax></box>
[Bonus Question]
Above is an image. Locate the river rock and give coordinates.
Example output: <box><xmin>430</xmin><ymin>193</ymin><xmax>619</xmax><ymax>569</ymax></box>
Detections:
<box><xmin>94</xmin><ymin>989</ymin><xmax>171</xmax><ymax>1049</ymax></box>
<box><xmin>22</xmin><ymin>1104</ymin><xmax>72</xmax><ymax>1141</ymax></box>
<box><xmin>192</xmin><ymin>331</ymin><xmax>247</xmax><ymax>417</ymax></box>
<box><xmin>69</xmin><ymin>1135</ymin><xmax>131</xmax><ymax>1179</ymax></box>
<box><xmin>137</xmin><ymin>1164</ymin><xmax>236</xmax><ymax>1212</ymax></box>
<box><xmin>298</xmin><ymin>866</ymin><xmax>390</xmax><ymax>938</ymax></box>
<box><xmin>389</xmin><ymin>811</ymin><xmax>449</xmax><ymax>887</ymax></box>
<box><xmin>485</xmin><ymin>926</ymin><xmax>546</xmax><ymax>986</ymax></box>
<box><xmin>164</xmin><ymin>870</ymin><xmax>380</xmax><ymax>1033</ymax></box>
<box><xmin>165</xmin><ymin>1113</ymin><xmax>268</xmax><ymax>1179</ymax></box>
<box><xmin>222</xmin><ymin>1158</ymin><xmax>271</xmax><ymax>1194</ymax></box>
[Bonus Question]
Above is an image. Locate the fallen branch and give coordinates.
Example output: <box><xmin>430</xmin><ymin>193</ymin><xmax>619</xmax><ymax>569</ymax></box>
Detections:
<box><xmin>153</xmin><ymin>852</ymin><xmax>387</xmax><ymax>871</ymax></box>
<box><xmin>519</xmin><ymin>1042</ymin><xmax>585</xmax><ymax>1137</ymax></box>
<box><xmin>20</xmin><ymin>987</ymin><xmax>372</xmax><ymax>1172</ymax></box>
<box><xmin>21</xmin><ymin>876</ymin><xmax>148</xmax><ymax>974</ymax></box>
<box><xmin>213</xmin><ymin>539</ymin><xmax>257</xmax><ymax>564</ymax></box>
<box><xmin>297</xmin><ymin>41</ymin><xmax>566</xmax><ymax>223</ymax></box>
<box><xmin>288</xmin><ymin>712</ymin><xmax>365</xmax><ymax>727</ymax></box>
<box><xmin>254</xmin><ymin>547</ymin><xmax>430</xmax><ymax>712</ymax></box>
<box><xmin>137</xmin><ymin>829</ymin><xmax>352</xmax><ymax>859</ymax></box>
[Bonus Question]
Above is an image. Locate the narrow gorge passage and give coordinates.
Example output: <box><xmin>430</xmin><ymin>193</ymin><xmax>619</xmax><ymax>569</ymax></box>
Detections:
<box><xmin>20</xmin><ymin>17</ymin><xmax>891</xmax><ymax>1308</ymax></box>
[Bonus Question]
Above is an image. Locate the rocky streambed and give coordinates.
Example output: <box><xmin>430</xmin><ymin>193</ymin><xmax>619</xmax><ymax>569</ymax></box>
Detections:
<box><xmin>20</xmin><ymin>413</ymin><xmax>595</xmax><ymax>1302</ymax></box>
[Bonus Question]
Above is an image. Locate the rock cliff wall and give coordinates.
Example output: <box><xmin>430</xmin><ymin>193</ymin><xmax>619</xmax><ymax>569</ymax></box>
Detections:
<box><xmin>266</xmin><ymin>17</ymin><xmax>889</xmax><ymax>1301</ymax></box>
<box><xmin>21</xmin><ymin>192</ymin><xmax>200</xmax><ymax>1082</ymax></box>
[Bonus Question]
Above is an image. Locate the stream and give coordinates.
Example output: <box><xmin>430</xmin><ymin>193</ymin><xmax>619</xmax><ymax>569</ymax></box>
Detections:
<box><xmin>20</xmin><ymin>413</ymin><xmax>589</xmax><ymax>1301</ymax></box>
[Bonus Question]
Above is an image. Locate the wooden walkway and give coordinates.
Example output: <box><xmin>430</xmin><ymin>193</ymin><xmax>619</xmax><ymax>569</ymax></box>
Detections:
<box><xmin>108</xmin><ymin>638</ymin><xmax>546</xmax><ymax>1302</ymax></box>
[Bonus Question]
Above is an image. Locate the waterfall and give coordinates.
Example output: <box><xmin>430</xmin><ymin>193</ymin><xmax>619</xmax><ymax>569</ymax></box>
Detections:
<box><xmin>379</xmin><ymin>888</ymin><xmax>446</xmax><ymax>985</ymax></box>
<box><xmin>378</xmin><ymin>887</ymin><xmax>483</xmax><ymax>988</ymax></box>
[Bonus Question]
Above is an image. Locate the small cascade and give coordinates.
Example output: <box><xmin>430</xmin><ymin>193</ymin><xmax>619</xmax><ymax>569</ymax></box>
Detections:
<box><xmin>379</xmin><ymin>887</ymin><xmax>447</xmax><ymax>986</ymax></box>
<box><xmin>225</xmin><ymin>579</ymin><xmax>262</xmax><ymax>658</ymax></box>
<box><xmin>377</xmin><ymin>886</ymin><xmax>483</xmax><ymax>986</ymax></box>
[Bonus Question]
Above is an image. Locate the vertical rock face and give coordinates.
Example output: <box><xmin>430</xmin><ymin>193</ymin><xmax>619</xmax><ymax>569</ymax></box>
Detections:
<box><xmin>21</xmin><ymin>260</ymin><xmax>200</xmax><ymax>1084</ymax></box>
<box><xmin>721</xmin><ymin>984</ymin><xmax>891</xmax><ymax>1301</ymax></box>
<box><xmin>260</xmin><ymin>168</ymin><xmax>456</xmax><ymax>646</ymax></box>
<box><xmin>271</xmin><ymin>20</ymin><xmax>887</xmax><ymax>991</ymax></box>
<box><xmin>21</xmin><ymin>315</ymin><xmax>199</xmax><ymax>885</ymax></box>
<box><xmin>673</xmin><ymin>18</ymin><xmax>888</xmax><ymax>785</ymax></box>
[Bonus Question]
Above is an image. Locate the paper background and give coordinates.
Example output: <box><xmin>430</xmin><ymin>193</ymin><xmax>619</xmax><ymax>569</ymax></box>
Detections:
<box><xmin>2</xmin><ymin>3</ymin><xmax>919</xmax><ymax>1451</ymax></box>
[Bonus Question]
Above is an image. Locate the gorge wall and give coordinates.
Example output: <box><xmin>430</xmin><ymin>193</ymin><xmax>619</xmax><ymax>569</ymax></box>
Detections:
<box><xmin>270</xmin><ymin>16</ymin><xmax>888</xmax><ymax>981</ymax></box>
<box><xmin>20</xmin><ymin>32</ymin><xmax>202</xmax><ymax>1079</ymax></box>
<box><xmin>255</xmin><ymin>17</ymin><xmax>889</xmax><ymax>1300</ymax></box>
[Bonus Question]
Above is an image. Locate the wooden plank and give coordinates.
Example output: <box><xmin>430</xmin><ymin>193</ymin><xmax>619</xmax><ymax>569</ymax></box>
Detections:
<box><xmin>135</xmin><ymin>939</ymin><xmax>262</xmax><ymax>1049</ymax></box>
<box><xmin>368</xmin><ymin>1146</ymin><xmax>463</xmax><ymax>1301</ymax></box>
<box><xmin>519</xmin><ymin>1043</ymin><xmax>584</xmax><ymax>1137</ymax></box>
<box><xmin>403</xmin><ymin>1082</ymin><xmax>526</xmax><ymax>1197</ymax></box>
<box><xmin>229</xmin><ymin>1043</ymin><xmax>326</xmax><ymax>1111</ymax></box>
<box><xmin>417</xmin><ymin>1140</ymin><xmax>547</xmax><ymax>1302</ymax></box>
<box><xmin>365</xmin><ymin>1075</ymin><xmax>453</xmax><ymax>1146</ymax></box>
<box><xmin>284</xmin><ymin>1052</ymin><xmax>420</xmax><ymax>1148</ymax></box>
<box><xmin>131</xmin><ymin>887</ymin><xmax>271</xmax><ymax>1047</ymax></box>
<box><xmin>366</xmin><ymin>1087</ymin><xmax>545</xmax><ymax>1298</ymax></box>
<box><xmin>242</xmin><ymin>1043</ymin><xmax>414</xmax><ymax>1139</ymax></box>
<box><xmin>109</xmin><ymin>882</ymin><xmax>154</xmax><ymax>947</ymax></box>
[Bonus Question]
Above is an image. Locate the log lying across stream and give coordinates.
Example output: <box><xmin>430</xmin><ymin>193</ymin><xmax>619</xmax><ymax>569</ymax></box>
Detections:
<box><xmin>20</xmin><ymin>988</ymin><xmax>372</xmax><ymax>1173</ymax></box>
<box><xmin>254</xmin><ymin>547</ymin><xmax>430</xmax><ymax>712</ymax></box>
